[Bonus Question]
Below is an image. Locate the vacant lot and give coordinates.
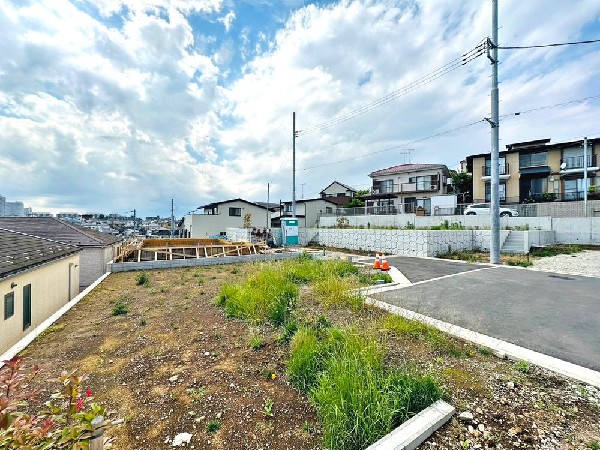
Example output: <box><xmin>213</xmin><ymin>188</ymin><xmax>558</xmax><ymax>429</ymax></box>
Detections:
<box><xmin>18</xmin><ymin>259</ymin><xmax>600</xmax><ymax>449</ymax></box>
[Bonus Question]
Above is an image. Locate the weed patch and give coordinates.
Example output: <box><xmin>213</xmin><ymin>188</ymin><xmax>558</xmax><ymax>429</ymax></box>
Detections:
<box><xmin>289</xmin><ymin>327</ymin><xmax>442</xmax><ymax>450</ymax></box>
<box><xmin>111</xmin><ymin>298</ymin><xmax>129</xmax><ymax>316</ymax></box>
<box><xmin>135</xmin><ymin>271</ymin><xmax>150</xmax><ymax>287</ymax></box>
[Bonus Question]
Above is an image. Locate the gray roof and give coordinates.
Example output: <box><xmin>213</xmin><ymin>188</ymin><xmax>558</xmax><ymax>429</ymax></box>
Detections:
<box><xmin>0</xmin><ymin>228</ymin><xmax>80</xmax><ymax>280</ymax></box>
<box><xmin>0</xmin><ymin>217</ymin><xmax>121</xmax><ymax>248</ymax></box>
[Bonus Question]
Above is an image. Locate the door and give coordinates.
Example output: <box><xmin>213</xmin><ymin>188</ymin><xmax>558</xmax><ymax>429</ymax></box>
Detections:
<box><xmin>23</xmin><ymin>284</ymin><xmax>31</xmax><ymax>330</ymax></box>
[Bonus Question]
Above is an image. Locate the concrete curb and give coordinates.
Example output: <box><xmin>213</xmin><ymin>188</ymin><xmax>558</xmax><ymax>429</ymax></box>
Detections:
<box><xmin>365</xmin><ymin>297</ymin><xmax>600</xmax><ymax>389</ymax></box>
<box><xmin>0</xmin><ymin>272</ymin><xmax>111</xmax><ymax>369</ymax></box>
<box><xmin>364</xmin><ymin>400</ymin><xmax>454</xmax><ymax>450</ymax></box>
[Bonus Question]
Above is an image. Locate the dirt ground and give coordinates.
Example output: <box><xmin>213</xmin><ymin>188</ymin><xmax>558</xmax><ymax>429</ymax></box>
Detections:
<box><xmin>18</xmin><ymin>263</ymin><xmax>600</xmax><ymax>450</ymax></box>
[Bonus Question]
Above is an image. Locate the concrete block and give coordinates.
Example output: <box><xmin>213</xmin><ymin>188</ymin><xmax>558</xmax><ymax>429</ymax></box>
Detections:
<box><xmin>364</xmin><ymin>400</ymin><xmax>454</xmax><ymax>450</ymax></box>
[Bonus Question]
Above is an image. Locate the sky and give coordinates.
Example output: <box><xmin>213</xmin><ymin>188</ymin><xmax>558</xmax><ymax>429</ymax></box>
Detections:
<box><xmin>1</xmin><ymin>0</ymin><xmax>599</xmax><ymax>217</ymax></box>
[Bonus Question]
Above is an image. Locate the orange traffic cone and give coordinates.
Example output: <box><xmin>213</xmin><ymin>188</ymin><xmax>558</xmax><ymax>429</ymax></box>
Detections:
<box><xmin>373</xmin><ymin>253</ymin><xmax>381</xmax><ymax>270</ymax></box>
<box><xmin>380</xmin><ymin>254</ymin><xmax>390</xmax><ymax>271</ymax></box>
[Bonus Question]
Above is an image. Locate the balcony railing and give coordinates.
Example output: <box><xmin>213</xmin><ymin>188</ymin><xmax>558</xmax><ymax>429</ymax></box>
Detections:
<box><xmin>561</xmin><ymin>154</ymin><xmax>597</xmax><ymax>170</ymax></box>
<box><xmin>371</xmin><ymin>182</ymin><xmax>440</xmax><ymax>195</ymax></box>
<box><xmin>482</xmin><ymin>163</ymin><xmax>509</xmax><ymax>177</ymax></box>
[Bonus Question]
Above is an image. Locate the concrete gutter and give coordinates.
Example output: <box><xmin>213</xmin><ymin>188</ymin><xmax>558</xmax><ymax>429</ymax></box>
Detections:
<box><xmin>0</xmin><ymin>272</ymin><xmax>110</xmax><ymax>369</ymax></box>
<box><xmin>364</xmin><ymin>400</ymin><xmax>454</xmax><ymax>450</ymax></box>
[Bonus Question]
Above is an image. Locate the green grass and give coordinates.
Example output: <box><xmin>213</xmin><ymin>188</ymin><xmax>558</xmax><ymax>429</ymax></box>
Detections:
<box><xmin>288</xmin><ymin>327</ymin><xmax>442</xmax><ymax>450</ymax></box>
<box><xmin>206</xmin><ymin>419</ymin><xmax>221</xmax><ymax>433</ymax></box>
<box><xmin>248</xmin><ymin>333</ymin><xmax>266</xmax><ymax>350</ymax></box>
<box><xmin>530</xmin><ymin>245</ymin><xmax>583</xmax><ymax>258</ymax></box>
<box><xmin>588</xmin><ymin>440</ymin><xmax>600</xmax><ymax>450</ymax></box>
<box><xmin>111</xmin><ymin>298</ymin><xmax>129</xmax><ymax>316</ymax></box>
<box><xmin>515</xmin><ymin>360</ymin><xmax>531</xmax><ymax>373</ymax></box>
<box><xmin>215</xmin><ymin>266</ymin><xmax>298</xmax><ymax>325</ymax></box>
<box><xmin>381</xmin><ymin>315</ymin><xmax>463</xmax><ymax>356</ymax></box>
<box><xmin>135</xmin><ymin>271</ymin><xmax>150</xmax><ymax>287</ymax></box>
<box><xmin>215</xmin><ymin>257</ymin><xmax>365</xmax><ymax>325</ymax></box>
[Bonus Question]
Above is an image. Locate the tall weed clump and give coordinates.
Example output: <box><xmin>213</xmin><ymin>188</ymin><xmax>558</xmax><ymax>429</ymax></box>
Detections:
<box><xmin>288</xmin><ymin>327</ymin><xmax>442</xmax><ymax>450</ymax></box>
<box><xmin>215</xmin><ymin>266</ymin><xmax>298</xmax><ymax>325</ymax></box>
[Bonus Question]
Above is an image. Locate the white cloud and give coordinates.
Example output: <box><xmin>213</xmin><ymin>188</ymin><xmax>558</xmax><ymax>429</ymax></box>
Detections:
<box><xmin>1</xmin><ymin>0</ymin><xmax>599</xmax><ymax>215</ymax></box>
<box><xmin>218</xmin><ymin>10</ymin><xmax>236</xmax><ymax>33</ymax></box>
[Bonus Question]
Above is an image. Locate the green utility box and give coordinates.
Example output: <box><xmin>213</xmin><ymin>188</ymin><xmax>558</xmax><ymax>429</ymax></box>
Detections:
<box><xmin>281</xmin><ymin>218</ymin><xmax>299</xmax><ymax>245</ymax></box>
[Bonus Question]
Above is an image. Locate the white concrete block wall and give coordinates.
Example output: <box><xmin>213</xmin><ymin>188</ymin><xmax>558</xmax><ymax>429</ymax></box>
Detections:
<box><xmin>226</xmin><ymin>228</ymin><xmax>251</xmax><ymax>241</ymax></box>
<box><xmin>319</xmin><ymin>215</ymin><xmax>553</xmax><ymax>230</ymax></box>
<box><xmin>552</xmin><ymin>218</ymin><xmax>600</xmax><ymax>244</ymax></box>
<box><xmin>79</xmin><ymin>248</ymin><xmax>105</xmax><ymax>289</ymax></box>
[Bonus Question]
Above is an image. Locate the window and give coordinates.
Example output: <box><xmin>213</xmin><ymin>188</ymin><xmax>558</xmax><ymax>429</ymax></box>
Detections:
<box><xmin>336</xmin><ymin>193</ymin><xmax>346</xmax><ymax>197</ymax></box>
<box><xmin>4</xmin><ymin>292</ymin><xmax>14</xmax><ymax>320</ymax></box>
<box><xmin>379</xmin><ymin>179</ymin><xmax>393</xmax><ymax>193</ymax></box>
<box><xmin>325</xmin><ymin>207</ymin><xmax>333</xmax><ymax>213</ymax></box>
<box><xmin>564</xmin><ymin>178</ymin><xmax>591</xmax><ymax>201</ymax></box>
<box><xmin>485</xmin><ymin>184</ymin><xmax>506</xmax><ymax>202</ymax></box>
<box><xmin>520</xmin><ymin>152</ymin><xmax>547</xmax><ymax>168</ymax></box>
<box><xmin>229</xmin><ymin>207</ymin><xmax>241</xmax><ymax>217</ymax></box>
<box><xmin>485</xmin><ymin>157</ymin><xmax>507</xmax><ymax>176</ymax></box>
<box><xmin>23</xmin><ymin>284</ymin><xmax>31</xmax><ymax>330</ymax></box>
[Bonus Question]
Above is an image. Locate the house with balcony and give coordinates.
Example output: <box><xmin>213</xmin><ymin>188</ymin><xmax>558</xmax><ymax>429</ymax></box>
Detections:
<box><xmin>364</xmin><ymin>164</ymin><xmax>451</xmax><ymax>214</ymax></box>
<box><xmin>465</xmin><ymin>137</ymin><xmax>598</xmax><ymax>204</ymax></box>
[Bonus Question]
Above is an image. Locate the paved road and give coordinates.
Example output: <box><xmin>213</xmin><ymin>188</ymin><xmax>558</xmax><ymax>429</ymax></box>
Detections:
<box><xmin>372</xmin><ymin>257</ymin><xmax>600</xmax><ymax>371</ymax></box>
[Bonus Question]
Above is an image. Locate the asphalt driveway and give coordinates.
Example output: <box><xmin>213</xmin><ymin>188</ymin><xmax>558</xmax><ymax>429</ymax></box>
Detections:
<box><xmin>371</xmin><ymin>257</ymin><xmax>600</xmax><ymax>371</ymax></box>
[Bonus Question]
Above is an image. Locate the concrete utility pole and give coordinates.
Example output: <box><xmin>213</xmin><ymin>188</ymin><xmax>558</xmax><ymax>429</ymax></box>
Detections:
<box><xmin>170</xmin><ymin>198</ymin><xmax>175</xmax><ymax>238</ymax></box>
<box><xmin>266</xmin><ymin>182</ymin><xmax>270</xmax><ymax>229</ymax></box>
<box><xmin>583</xmin><ymin>137</ymin><xmax>588</xmax><ymax>217</ymax></box>
<box><xmin>489</xmin><ymin>0</ymin><xmax>500</xmax><ymax>264</ymax></box>
<box><xmin>292</xmin><ymin>112</ymin><xmax>297</xmax><ymax>218</ymax></box>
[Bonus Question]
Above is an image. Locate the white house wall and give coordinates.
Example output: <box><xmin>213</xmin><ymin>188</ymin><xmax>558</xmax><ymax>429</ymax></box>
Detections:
<box><xmin>186</xmin><ymin>201</ymin><xmax>271</xmax><ymax>238</ymax></box>
<box><xmin>0</xmin><ymin>253</ymin><xmax>80</xmax><ymax>355</ymax></box>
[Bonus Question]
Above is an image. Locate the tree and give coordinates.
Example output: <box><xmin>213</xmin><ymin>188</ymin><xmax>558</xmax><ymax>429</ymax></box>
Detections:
<box><xmin>344</xmin><ymin>189</ymin><xmax>370</xmax><ymax>208</ymax></box>
<box><xmin>449</xmin><ymin>170</ymin><xmax>472</xmax><ymax>203</ymax></box>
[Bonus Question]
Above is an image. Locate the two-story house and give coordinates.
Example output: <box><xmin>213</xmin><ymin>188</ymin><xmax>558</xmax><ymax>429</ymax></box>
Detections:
<box><xmin>273</xmin><ymin>198</ymin><xmax>338</xmax><ymax>228</ymax></box>
<box><xmin>183</xmin><ymin>199</ymin><xmax>279</xmax><ymax>238</ymax></box>
<box><xmin>319</xmin><ymin>181</ymin><xmax>357</xmax><ymax>206</ymax></box>
<box><xmin>466</xmin><ymin>137</ymin><xmax>598</xmax><ymax>204</ymax></box>
<box><xmin>364</xmin><ymin>164</ymin><xmax>451</xmax><ymax>214</ymax></box>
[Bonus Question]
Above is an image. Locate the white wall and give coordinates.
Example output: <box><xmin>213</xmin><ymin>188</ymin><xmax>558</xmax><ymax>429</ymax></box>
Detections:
<box><xmin>319</xmin><ymin>214</ymin><xmax>553</xmax><ymax>230</ymax></box>
<box><xmin>552</xmin><ymin>218</ymin><xmax>600</xmax><ymax>244</ymax></box>
<box><xmin>185</xmin><ymin>201</ymin><xmax>270</xmax><ymax>238</ymax></box>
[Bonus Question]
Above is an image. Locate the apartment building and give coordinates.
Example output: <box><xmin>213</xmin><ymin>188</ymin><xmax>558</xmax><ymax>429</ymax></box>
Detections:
<box><xmin>466</xmin><ymin>138</ymin><xmax>598</xmax><ymax>204</ymax></box>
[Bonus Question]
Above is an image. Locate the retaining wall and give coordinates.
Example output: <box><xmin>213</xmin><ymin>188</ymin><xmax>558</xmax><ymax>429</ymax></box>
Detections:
<box><xmin>319</xmin><ymin>215</ymin><xmax>553</xmax><ymax>230</ymax></box>
<box><xmin>552</xmin><ymin>218</ymin><xmax>600</xmax><ymax>244</ymax></box>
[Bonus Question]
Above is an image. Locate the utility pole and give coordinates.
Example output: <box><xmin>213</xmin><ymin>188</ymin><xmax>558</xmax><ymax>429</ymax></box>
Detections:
<box><xmin>266</xmin><ymin>182</ymin><xmax>270</xmax><ymax>229</ymax></box>
<box><xmin>170</xmin><ymin>198</ymin><xmax>175</xmax><ymax>238</ymax></box>
<box><xmin>133</xmin><ymin>209</ymin><xmax>137</xmax><ymax>234</ymax></box>
<box><xmin>488</xmin><ymin>0</ymin><xmax>500</xmax><ymax>264</ymax></box>
<box><xmin>583</xmin><ymin>137</ymin><xmax>588</xmax><ymax>217</ymax></box>
<box><xmin>300</xmin><ymin>183</ymin><xmax>305</xmax><ymax>199</ymax></box>
<box><xmin>292</xmin><ymin>112</ymin><xmax>297</xmax><ymax>218</ymax></box>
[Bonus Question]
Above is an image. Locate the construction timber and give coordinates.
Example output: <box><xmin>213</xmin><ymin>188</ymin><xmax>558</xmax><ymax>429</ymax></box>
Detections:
<box><xmin>115</xmin><ymin>238</ymin><xmax>269</xmax><ymax>263</ymax></box>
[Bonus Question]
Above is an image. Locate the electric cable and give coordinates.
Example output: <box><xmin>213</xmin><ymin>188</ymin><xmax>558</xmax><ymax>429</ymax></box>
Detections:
<box><xmin>298</xmin><ymin>39</ymin><xmax>487</xmax><ymax>136</ymax></box>
<box><xmin>497</xmin><ymin>38</ymin><xmax>600</xmax><ymax>50</ymax></box>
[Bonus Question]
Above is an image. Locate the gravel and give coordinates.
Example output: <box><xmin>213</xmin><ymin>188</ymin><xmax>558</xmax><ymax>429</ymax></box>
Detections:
<box><xmin>531</xmin><ymin>250</ymin><xmax>600</xmax><ymax>277</ymax></box>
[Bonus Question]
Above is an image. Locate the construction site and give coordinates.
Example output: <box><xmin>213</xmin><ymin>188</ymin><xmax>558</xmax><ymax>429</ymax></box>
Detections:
<box><xmin>115</xmin><ymin>238</ymin><xmax>271</xmax><ymax>263</ymax></box>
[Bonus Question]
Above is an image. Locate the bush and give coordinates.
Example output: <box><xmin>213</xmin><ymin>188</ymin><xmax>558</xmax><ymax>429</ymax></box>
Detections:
<box><xmin>111</xmin><ymin>298</ymin><xmax>129</xmax><ymax>316</ymax></box>
<box><xmin>0</xmin><ymin>357</ymin><xmax>106</xmax><ymax>449</ymax></box>
<box><xmin>136</xmin><ymin>271</ymin><xmax>150</xmax><ymax>287</ymax></box>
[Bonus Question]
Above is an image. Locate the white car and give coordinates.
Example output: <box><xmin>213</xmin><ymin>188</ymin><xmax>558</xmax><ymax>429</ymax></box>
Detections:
<box><xmin>464</xmin><ymin>203</ymin><xmax>519</xmax><ymax>217</ymax></box>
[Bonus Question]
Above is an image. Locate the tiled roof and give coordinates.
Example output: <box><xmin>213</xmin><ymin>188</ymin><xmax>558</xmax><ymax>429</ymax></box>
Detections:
<box><xmin>369</xmin><ymin>163</ymin><xmax>447</xmax><ymax>176</ymax></box>
<box><xmin>0</xmin><ymin>228</ymin><xmax>79</xmax><ymax>280</ymax></box>
<box><xmin>0</xmin><ymin>217</ymin><xmax>121</xmax><ymax>247</ymax></box>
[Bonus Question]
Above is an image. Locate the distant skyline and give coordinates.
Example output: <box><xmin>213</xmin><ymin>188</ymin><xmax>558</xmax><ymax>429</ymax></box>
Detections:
<box><xmin>1</xmin><ymin>0</ymin><xmax>600</xmax><ymax>217</ymax></box>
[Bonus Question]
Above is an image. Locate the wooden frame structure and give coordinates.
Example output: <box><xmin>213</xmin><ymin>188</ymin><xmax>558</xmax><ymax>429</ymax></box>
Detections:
<box><xmin>115</xmin><ymin>238</ymin><xmax>269</xmax><ymax>263</ymax></box>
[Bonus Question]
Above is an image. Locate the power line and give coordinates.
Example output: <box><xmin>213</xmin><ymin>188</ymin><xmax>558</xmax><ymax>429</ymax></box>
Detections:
<box><xmin>497</xmin><ymin>38</ymin><xmax>600</xmax><ymax>50</ymax></box>
<box><xmin>298</xmin><ymin>39</ymin><xmax>487</xmax><ymax>136</ymax></box>
<box><xmin>300</xmin><ymin>119</ymin><xmax>485</xmax><ymax>171</ymax></box>
<box><xmin>299</xmin><ymin>93</ymin><xmax>600</xmax><ymax>172</ymax></box>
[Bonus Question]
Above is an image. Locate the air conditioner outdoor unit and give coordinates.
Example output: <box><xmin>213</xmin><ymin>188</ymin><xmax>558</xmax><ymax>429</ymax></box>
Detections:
<box><xmin>430</xmin><ymin>185</ymin><xmax>437</xmax><ymax>190</ymax></box>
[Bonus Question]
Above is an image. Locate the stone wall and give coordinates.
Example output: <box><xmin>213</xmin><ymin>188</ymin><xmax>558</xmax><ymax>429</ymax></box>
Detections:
<box><xmin>518</xmin><ymin>199</ymin><xmax>600</xmax><ymax>218</ymax></box>
<box><xmin>319</xmin><ymin>215</ymin><xmax>553</xmax><ymax>230</ymax></box>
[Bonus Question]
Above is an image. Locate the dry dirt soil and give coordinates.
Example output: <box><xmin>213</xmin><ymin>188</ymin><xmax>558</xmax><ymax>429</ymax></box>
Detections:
<box><xmin>18</xmin><ymin>263</ymin><xmax>600</xmax><ymax>450</ymax></box>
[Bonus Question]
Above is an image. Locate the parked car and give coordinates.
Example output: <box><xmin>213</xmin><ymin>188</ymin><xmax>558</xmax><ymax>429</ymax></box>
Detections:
<box><xmin>464</xmin><ymin>203</ymin><xmax>519</xmax><ymax>217</ymax></box>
